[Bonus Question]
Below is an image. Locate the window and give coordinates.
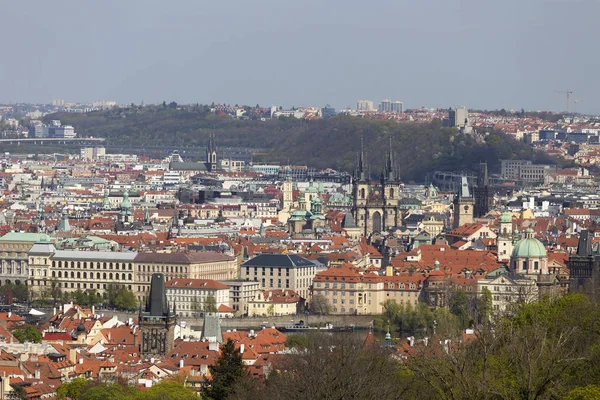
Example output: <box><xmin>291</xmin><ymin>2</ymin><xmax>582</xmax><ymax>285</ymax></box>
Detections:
<box><xmin>534</xmin><ymin>261</ymin><xmax>539</xmax><ymax>270</ymax></box>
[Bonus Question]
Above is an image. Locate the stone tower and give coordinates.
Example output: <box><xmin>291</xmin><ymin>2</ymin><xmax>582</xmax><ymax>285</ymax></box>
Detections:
<box><xmin>473</xmin><ymin>162</ymin><xmax>493</xmax><ymax>218</ymax></box>
<box><xmin>453</xmin><ymin>176</ymin><xmax>474</xmax><ymax>229</ymax></box>
<box><xmin>282</xmin><ymin>167</ymin><xmax>293</xmax><ymax>211</ymax></box>
<box><xmin>139</xmin><ymin>273</ymin><xmax>176</xmax><ymax>358</ymax></box>
<box><xmin>497</xmin><ymin>211</ymin><xmax>514</xmax><ymax>262</ymax></box>
<box><xmin>206</xmin><ymin>133</ymin><xmax>217</xmax><ymax>172</ymax></box>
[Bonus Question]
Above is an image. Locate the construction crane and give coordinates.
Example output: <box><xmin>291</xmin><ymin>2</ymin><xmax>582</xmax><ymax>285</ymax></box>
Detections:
<box><xmin>556</xmin><ymin>89</ymin><xmax>574</xmax><ymax>113</ymax></box>
<box><xmin>574</xmin><ymin>98</ymin><xmax>583</xmax><ymax>114</ymax></box>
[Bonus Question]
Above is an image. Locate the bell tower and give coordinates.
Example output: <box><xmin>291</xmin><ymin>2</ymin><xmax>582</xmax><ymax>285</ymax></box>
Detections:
<box><xmin>352</xmin><ymin>137</ymin><xmax>370</xmax><ymax>235</ymax></box>
<box><xmin>453</xmin><ymin>176</ymin><xmax>474</xmax><ymax>229</ymax></box>
<box><xmin>497</xmin><ymin>211</ymin><xmax>514</xmax><ymax>262</ymax></box>
<box><xmin>139</xmin><ymin>273</ymin><xmax>176</xmax><ymax>358</ymax></box>
<box><xmin>206</xmin><ymin>133</ymin><xmax>217</xmax><ymax>172</ymax></box>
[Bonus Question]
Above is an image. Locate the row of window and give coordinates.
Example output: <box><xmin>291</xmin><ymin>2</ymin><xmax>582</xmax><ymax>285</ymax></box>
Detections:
<box><xmin>52</xmin><ymin>260</ymin><xmax>133</xmax><ymax>270</ymax></box>
<box><xmin>51</xmin><ymin>271</ymin><xmax>133</xmax><ymax>280</ymax></box>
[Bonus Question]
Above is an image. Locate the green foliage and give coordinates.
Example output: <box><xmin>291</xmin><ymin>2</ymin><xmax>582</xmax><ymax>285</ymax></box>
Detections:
<box><xmin>11</xmin><ymin>324</ymin><xmax>42</xmax><ymax>344</ymax></box>
<box><xmin>57</xmin><ymin>376</ymin><xmax>89</xmax><ymax>399</ymax></box>
<box><xmin>285</xmin><ymin>333</ymin><xmax>311</xmax><ymax>349</ymax></box>
<box><xmin>56</xmin><ymin>379</ymin><xmax>193</xmax><ymax>400</ymax></box>
<box><xmin>107</xmin><ymin>285</ymin><xmax>138</xmax><ymax>311</ymax></box>
<box><xmin>135</xmin><ymin>380</ymin><xmax>197</xmax><ymax>400</ymax></box>
<box><xmin>564</xmin><ymin>385</ymin><xmax>600</xmax><ymax>400</ymax></box>
<box><xmin>203</xmin><ymin>293</ymin><xmax>217</xmax><ymax>313</ymax></box>
<box><xmin>202</xmin><ymin>339</ymin><xmax>246</xmax><ymax>400</ymax></box>
<box><xmin>44</xmin><ymin>108</ymin><xmax>548</xmax><ymax>181</ymax></box>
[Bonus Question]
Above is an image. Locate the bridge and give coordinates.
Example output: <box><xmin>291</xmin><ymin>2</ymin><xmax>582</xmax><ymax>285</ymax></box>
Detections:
<box><xmin>0</xmin><ymin>137</ymin><xmax>105</xmax><ymax>145</ymax></box>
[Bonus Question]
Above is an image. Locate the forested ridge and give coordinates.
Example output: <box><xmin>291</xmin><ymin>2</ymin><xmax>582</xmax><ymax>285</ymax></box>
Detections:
<box><xmin>47</xmin><ymin>105</ymin><xmax>557</xmax><ymax>181</ymax></box>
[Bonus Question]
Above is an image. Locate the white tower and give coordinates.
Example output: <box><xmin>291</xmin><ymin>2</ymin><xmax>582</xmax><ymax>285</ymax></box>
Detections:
<box><xmin>497</xmin><ymin>211</ymin><xmax>514</xmax><ymax>262</ymax></box>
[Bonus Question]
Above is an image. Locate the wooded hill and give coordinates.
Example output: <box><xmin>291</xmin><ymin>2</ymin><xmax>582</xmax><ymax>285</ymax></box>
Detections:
<box><xmin>47</xmin><ymin>105</ymin><xmax>558</xmax><ymax>182</ymax></box>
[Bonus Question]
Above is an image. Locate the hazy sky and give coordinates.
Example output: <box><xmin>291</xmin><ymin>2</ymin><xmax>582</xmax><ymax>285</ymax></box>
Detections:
<box><xmin>1</xmin><ymin>0</ymin><xmax>599</xmax><ymax>113</ymax></box>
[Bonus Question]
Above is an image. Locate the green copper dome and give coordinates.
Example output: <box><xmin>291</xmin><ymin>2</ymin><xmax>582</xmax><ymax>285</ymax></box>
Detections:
<box><xmin>499</xmin><ymin>212</ymin><xmax>512</xmax><ymax>223</ymax></box>
<box><xmin>511</xmin><ymin>228</ymin><xmax>547</xmax><ymax>258</ymax></box>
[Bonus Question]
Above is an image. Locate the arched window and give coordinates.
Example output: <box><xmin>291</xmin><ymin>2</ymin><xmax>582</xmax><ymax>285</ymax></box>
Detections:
<box><xmin>70</xmin><ymin>272</ymin><xmax>74</xmax><ymax>278</ymax></box>
<box><xmin>128</xmin><ymin>274</ymin><xmax>132</xmax><ymax>280</ymax></box>
<box><xmin>77</xmin><ymin>272</ymin><xmax>80</xmax><ymax>279</ymax></box>
<box><xmin>83</xmin><ymin>272</ymin><xmax>87</xmax><ymax>279</ymax></box>
<box><xmin>103</xmin><ymin>273</ymin><xmax>106</xmax><ymax>279</ymax></box>
<box><xmin>389</xmin><ymin>188</ymin><xmax>394</xmax><ymax>198</ymax></box>
<box><xmin>58</xmin><ymin>271</ymin><xmax>62</xmax><ymax>278</ymax></box>
<box><xmin>77</xmin><ymin>262</ymin><xmax>81</xmax><ymax>268</ymax></box>
<box><xmin>360</xmin><ymin>188</ymin><xmax>365</xmax><ymax>199</ymax></box>
<box><xmin>52</xmin><ymin>271</ymin><xmax>56</xmax><ymax>278</ymax></box>
<box><xmin>109</xmin><ymin>273</ymin><xmax>113</xmax><ymax>280</ymax></box>
<box><xmin>52</xmin><ymin>261</ymin><xmax>56</xmax><ymax>268</ymax></box>
<box><xmin>122</xmin><ymin>273</ymin><xmax>126</xmax><ymax>280</ymax></box>
<box><xmin>103</xmin><ymin>262</ymin><xmax>107</xmax><ymax>269</ymax></box>
<box><xmin>96</xmin><ymin>272</ymin><xmax>100</xmax><ymax>279</ymax></box>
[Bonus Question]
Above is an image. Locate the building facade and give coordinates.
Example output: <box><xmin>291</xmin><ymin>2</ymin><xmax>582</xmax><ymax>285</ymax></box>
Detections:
<box><xmin>241</xmin><ymin>254</ymin><xmax>318</xmax><ymax>300</ymax></box>
<box><xmin>165</xmin><ymin>278</ymin><xmax>230</xmax><ymax>318</ymax></box>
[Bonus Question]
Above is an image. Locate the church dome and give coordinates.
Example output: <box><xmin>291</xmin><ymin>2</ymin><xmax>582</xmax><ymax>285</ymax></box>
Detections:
<box><xmin>499</xmin><ymin>212</ymin><xmax>512</xmax><ymax>223</ymax></box>
<box><xmin>511</xmin><ymin>228</ymin><xmax>547</xmax><ymax>258</ymax></box>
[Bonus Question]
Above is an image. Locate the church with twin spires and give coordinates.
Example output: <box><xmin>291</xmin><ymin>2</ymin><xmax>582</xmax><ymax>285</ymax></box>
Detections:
<box><xmin>352</xmin><ymin>138</ymin><xmax>402</xmax><ymax>237</ymax></box>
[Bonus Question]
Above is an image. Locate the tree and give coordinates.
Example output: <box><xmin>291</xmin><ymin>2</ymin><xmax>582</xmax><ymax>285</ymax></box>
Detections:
<box><xmin>203</xmin><ymin>293</ymin><xmax>217</xmax><ymax>314</ymax></box>
<box><xmin>11</xmin><ymin>325</ymin><xmax>42</xmax><ymax>344</ymax></box>
<box><xmin>138</xmin><ymin>379</ymin><xmax>197</xmax><ymax>400</ymax></box>
<box><xmin>309</xmin><ymin>294</ymin><xmax>330</xmax><ymax>315</ymax></box>
<box><xmin>285</xmin><ymin>333</ymin><xmax>310</xmax><ymax>349</ymax></box>
<box><xmin>245</xmin><ymin>333</ymin><xmax>416</xmax><ymax>400</ymax></box>
<box><xmin>266</xmin><ymin>304</ymin><xmax>275</xmax><ymax>316</ymax></box>
<box><xmin>49</xmin><ymin>278</ymin><xmax>62</xmax><ymax>306</ymax></box>
<box><xmin>7</xmin><ymin>385</ymin><xmax>27</xmax><ymax>400</ymax></box>
<box><xmin>107</xmin><ymin>285</ymin><xmax>137</xmax><ymax>311</ymax></box>
<box><xmin>57</xmin><ymin>376</ymin><xmax>89</xmax><ymax>399</ymax></box>
<box><xmin>191</xmin><ymin>296</ymin><xmax>201</xmax><ymax>318</ymax></box>
<box><xmin>202</xmin><ymin>339</ymin><xmax>246</xmax><ymax>400</ymax></box>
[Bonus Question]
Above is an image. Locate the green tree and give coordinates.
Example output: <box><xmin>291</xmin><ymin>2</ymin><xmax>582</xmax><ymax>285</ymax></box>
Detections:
<box><xmin>202</xmin><ymin>339</ymin><xmax>246</xmax><ymax>400</ymax></box>
<box><xmin>107</xmin><ymin>285</ymin><xmax>137</xmax><ymax>311</ymax></box>
<box><xmin>57</xmin><ymin>376</ymin><xmax>89</xmax><ymax>399</ymax></box>
<box><xmin>565</xmin><ymin>385</ymin><xmax>600</xmax><ymax>400</ymax></box>
<box><xmin>135</xmin><ymin>379</ymin><xmax>197</xmax><ymax>400</ymax></box>
<box><xmin>203</xmin><ymin>293</ymin><xmax>217</xmax><ymax>313</ymax></box>
<box><xmin>285</xmin><ymin>333</ymin><xmax>310</xmax><ymax>349</ymax></box>
<box><xmin>11</xmin><ymin>325</ymin><xmax>42</xmax><ymax>344</ymax></box>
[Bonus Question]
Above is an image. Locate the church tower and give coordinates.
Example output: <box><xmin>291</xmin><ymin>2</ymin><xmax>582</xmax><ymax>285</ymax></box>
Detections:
<box><xmin>139</xmin><ymin>273</ymin><xmax>176</xmax><ymax>357</ymax></box>
<box><xmin>206</xmin><ymin>133</ymin><xmax>217</xmax><ymax>172</ymax></box>
<box><xmin>453</xmin><ymin>176</ymin><xmax>474</xmax><ymax>229</ymax></box>
<box><xmin>381</xmin><ymin>137</ymin><xmax>401</xmax><ymax>230</ymax></box>
<box><xmin>474</xmin><ymin>162</ymin><xmax>493</xmax><ymax>218</ymax></box>
<box><xmin>352</xmin><ymin>137</ymin><xmax>370</xmax><ymax>236</ymax></box>
<box><xmin>497</xmin><ymin>211</ymin><xmax>514</xmax><ymax>262</ymax></box>
<box><xmin>282</xmin><ymin>167</ymin><xmax>293</xmax><ymax>211</ymax></box>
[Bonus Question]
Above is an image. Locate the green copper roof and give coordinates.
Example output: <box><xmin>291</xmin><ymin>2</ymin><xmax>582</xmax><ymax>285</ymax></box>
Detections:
<box><xmin>0</xmin><ymin>232</ymin><xmax>51</xmax><ymax>242</ymax></box>
<box><xmin>499</xmin><ymin>212</ymin><xmax>512</xmax><ymax>223</ymax></box>
<box><xmin>511</xmin><ymin>229</ymin><xmax>547</xmax><ymax>258</ymax></box>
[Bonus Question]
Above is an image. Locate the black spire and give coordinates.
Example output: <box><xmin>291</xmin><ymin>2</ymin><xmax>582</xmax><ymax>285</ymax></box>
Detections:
<box><xmin>146</xmin><ymin>273</ymin><xmax>170</xmax><ymax>317</ymax></box>
<box><xmin>354</xmin><ymin>136</ymin><xmax>369</xmax><ymax>182</ymax></box>
<box><xmin>382</xmin><ymin>136</ymin><xmax>399</xmax><ymax>183</ymax></box>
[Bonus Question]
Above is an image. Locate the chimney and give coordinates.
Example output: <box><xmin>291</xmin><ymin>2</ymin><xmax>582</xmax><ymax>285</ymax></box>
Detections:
<box><xmin>249</xmin><ymin>329</ymin><xmax>254</xmax><ymax>337</ymax></box>
<box><xmin>179</xmin><ymin>359</ymin><xmax>184</xmax><ymax>368</ymax></box>
<box><xmin>240</xmin><ymin>344</ymin><xmax>244</xmax><ymax>354</ymax></box>
<box><xmin>92</xmin><ymin>305</ymin><xmax>95</xmax><ymax>316</ymax></box>
<box><xmin>150</xmin><ymin>357</ymin><xmax>155</xmax><ymax>364</ymax></box>
<box><xmin>78</xmin><ymin>358</ymin><xmax>83</xmax><ymax>365</ymax></box>
<box><xmin>7</xmin><ymin>312</ymin><xmax>11</xmax><ymax>318</ymax></box>
<box><xmin>208</xmin><ymin>340</ymin><xmax>218</xmax><ymax>352</ymax></box>
<box><xmin>34</xmin><ymin>369</ymin><xmax>40</xmax><ymax>379</ymax></box>
<box><xmin>133</xmin><ymin>333</ymin><xmax>138</xmax><ymax>347</ymax></box>
<box><xmin>53</xmin><ymin>307</ymin><xmax>56</xmax><ymax>316</ymax></box>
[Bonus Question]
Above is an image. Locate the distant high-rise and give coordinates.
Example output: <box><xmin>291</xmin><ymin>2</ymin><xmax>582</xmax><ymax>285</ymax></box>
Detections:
<box><xmin>357</xmin><ymin>100</ymin><xmax>374</xmax><ymax>111</ymax></box>
<box><xmin>448</xmin><ymin>106</ymin><xmax>469</xmax><ymax>128</ymax></box>
<box><xmin>377</xmin><ymin>100</ymin><xmax>404</xmax><ymax>113</ymax></box>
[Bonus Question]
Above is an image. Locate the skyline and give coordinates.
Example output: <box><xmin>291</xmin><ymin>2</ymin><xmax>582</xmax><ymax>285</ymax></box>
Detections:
<box><xmin>1</xmin><ymin>0</ymin><xmax>599</xmax><ymax>113</ymax></box>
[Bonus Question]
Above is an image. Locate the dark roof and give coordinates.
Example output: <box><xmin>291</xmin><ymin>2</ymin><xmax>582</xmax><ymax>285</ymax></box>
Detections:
<box><xmin>135</xmin><ymin>251</ymin><xmax>234</xmax><ymax>264</ymax></box>
<box><xmin>341</xmin><ymin>213</ymin><xmax>357</xmax><ymax>229</ymax></box>
<box><xmin>169</xmin><ymin>162</ymin><xmax>208</xmax><ymax>171</ymax></box>
<box><xmin>242</xmin><ymin>254</ymin><xmax>316</xmax><ymax>269</ymax></box>
<box><xmin>146</xmin><ymin>273</ymin><xmax>170</xmax><ymax>317</ymax></box>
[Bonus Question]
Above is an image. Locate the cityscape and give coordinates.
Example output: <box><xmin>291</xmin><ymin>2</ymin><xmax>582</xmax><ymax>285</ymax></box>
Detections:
<box><xmin>2</xmin><ymin>0</ymin><xmax>600</xmax><ymax>398</ymax></box>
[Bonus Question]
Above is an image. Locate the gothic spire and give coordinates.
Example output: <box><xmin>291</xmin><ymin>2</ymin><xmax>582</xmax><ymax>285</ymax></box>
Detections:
<box><xmin>354</xmin><ymin>136</ymin><xmax>369</xmax><ymax>182</ymax></box>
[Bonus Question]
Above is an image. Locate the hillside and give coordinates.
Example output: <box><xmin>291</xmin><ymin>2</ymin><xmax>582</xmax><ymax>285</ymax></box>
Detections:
<box><xmin>47</xmin><ymin>106</ymin><xmax>552</xmax><ymax>181</ymax></box>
